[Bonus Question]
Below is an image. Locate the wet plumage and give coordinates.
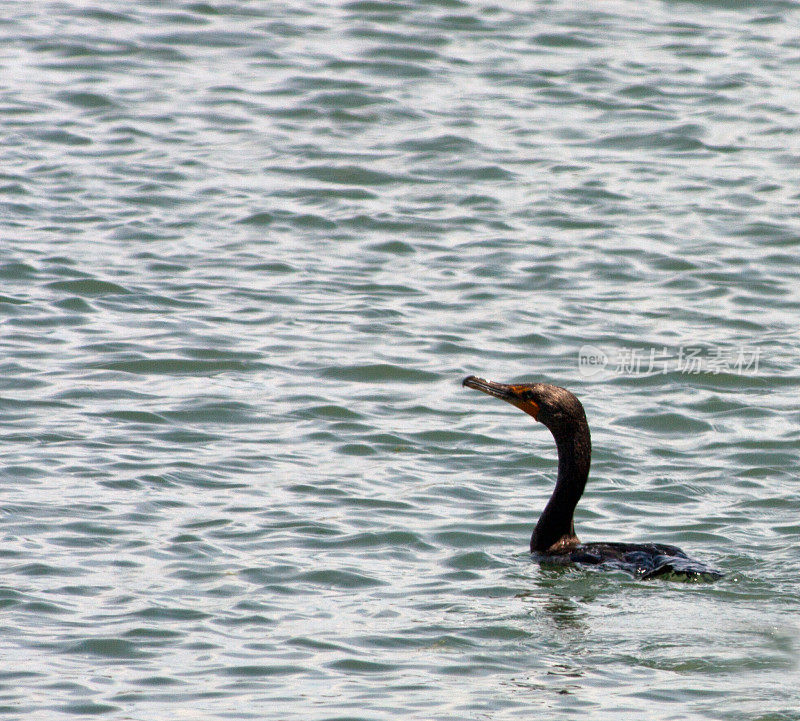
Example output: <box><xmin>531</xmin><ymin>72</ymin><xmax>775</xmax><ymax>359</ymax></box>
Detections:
<box><xmin>463</xmin><ymin>376</ymin><xmax>722</xmax><ymax>581</ymax></box>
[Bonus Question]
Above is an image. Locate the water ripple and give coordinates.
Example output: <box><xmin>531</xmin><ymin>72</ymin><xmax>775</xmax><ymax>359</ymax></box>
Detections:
<box><xmin>2</xmin><ymin>1</ymin><xmax>800</xmax><ymax>719</ymax></box>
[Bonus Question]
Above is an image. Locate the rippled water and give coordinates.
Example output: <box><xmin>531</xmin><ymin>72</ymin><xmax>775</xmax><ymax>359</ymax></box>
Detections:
<box><xmin>2</xmin><ymin>1</ymin><xmax>800</xmax><ymax>718</ymax></box>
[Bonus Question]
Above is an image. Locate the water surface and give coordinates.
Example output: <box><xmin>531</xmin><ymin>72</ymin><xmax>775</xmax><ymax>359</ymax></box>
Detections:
<box><xmin>2</xmin><ymin>1</ymin><xmax>800</xmax><ymax>719</ymax></box>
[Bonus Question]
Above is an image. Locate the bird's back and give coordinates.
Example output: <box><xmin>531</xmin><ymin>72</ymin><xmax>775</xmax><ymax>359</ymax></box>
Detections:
<box><xmin>535</xmin><ymin>541</ymin><xmax>723</xmax><ymax>581</ymax></box>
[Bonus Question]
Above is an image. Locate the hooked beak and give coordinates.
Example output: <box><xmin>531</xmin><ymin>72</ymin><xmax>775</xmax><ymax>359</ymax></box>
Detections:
<box><xmin>462</xmin><ymin>376</ymin><xmax>540</xmax><ymax>420</ymax></box>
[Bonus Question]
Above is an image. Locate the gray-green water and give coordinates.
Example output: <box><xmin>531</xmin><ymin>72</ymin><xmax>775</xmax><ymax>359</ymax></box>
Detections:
<box><xmin>2</xmin><ymin>1</ymin><xmax>799</xmax><ymax>718</ymax></box>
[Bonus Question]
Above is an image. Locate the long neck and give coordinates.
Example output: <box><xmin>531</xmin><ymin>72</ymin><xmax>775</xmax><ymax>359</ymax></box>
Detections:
<box><xmin>530</xmin><ymin>423</ymin><xmax>591</xmax><ymax>553</ymax></box>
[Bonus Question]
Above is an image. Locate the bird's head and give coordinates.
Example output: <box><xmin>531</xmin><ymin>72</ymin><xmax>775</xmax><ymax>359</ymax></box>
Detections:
<box><xmin>462</xmin><ymin>376</ymin><xmax>586</xmax><ymax>438</ymax></box>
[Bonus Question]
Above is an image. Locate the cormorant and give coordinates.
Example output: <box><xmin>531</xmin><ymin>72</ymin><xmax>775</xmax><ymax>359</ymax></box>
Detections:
<box><xmin>463</xmin><ymin>376</ymin><xmax>722</xmax><ymax>580</ymax></box>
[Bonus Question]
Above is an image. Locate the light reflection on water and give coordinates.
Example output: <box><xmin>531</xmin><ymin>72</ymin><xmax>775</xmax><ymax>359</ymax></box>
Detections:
<box><xmin>1</xmin><ymin>0</ymin><xmax>799</xmax><ymax>719</ymax></box>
